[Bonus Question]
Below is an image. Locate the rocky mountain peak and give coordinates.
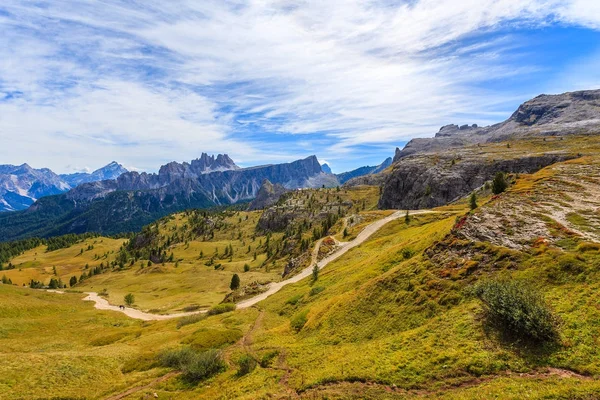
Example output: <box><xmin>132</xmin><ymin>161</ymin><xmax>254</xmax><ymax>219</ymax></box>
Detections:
<box><xmin>394</xmin><ymin>89</ymin><xmax>600</xmax><ymax>162</ymax></box>
<box><xmin>190</xmin><ymin>153</ymin><xmax>239</xmax><ymax>174</ymax></box>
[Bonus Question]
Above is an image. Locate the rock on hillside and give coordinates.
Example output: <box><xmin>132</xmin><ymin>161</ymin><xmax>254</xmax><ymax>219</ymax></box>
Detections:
<box><xmin>379</xmin><ymin>152</ymin><xmax>577</xmax><ymax>210</ymax></box>
<box><xmin>247</xmin><ymin>179</ymin><xmax>288</xmax><ymax>210</ymax></box>
<box><xmin>394</xmin><ymin>89</ymin><xmax>600</xmax><ymax>161</ymax></box>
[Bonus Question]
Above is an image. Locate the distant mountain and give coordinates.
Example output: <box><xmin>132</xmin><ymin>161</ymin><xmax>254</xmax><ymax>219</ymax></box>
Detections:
<box><xmin>60</xmin><ymin>161</ymin><xmax>128</xmax><ymax>187</ymax></box>
<box><xmin>0</xmin><ymin>154</ymin><xmax>329</xmax><ymax>241</ymax></box>
<box><xmin>394</xmin><ymin>89</ymin><xmax>600</xmax><ymax>161</ymax></box>
<box><xmin>0</xmin><ymin>162</ymin><xmax>127</xmax><ymax>212</ymax></box>
<box><xmin>321</xmin><ymin>163</ymin><xmax>333</xmax><ymax>174</ymax></box>
<box><xmin>336</xmin><ymin>157</ymin><xmax>392</xmax><ymax>184</ymax></box>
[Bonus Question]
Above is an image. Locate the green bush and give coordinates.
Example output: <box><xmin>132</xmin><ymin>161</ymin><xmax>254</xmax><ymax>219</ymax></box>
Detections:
<box><xmin>236</xmin><ymin>354</ymin><xmax>257</xmax><ymax>376</ymax></box>
<box><xmin>207</xmin><ymin>303</ymin><xmax>236</xmax><ymax>316</ymax></box>
<box><xmin>158</xmin><ymin>347</ymin><xmax>225</xmax><ymax>383</ymax></box>
<box><xmin>259</xmin><ymin>350</ymin><xmax>279</xmax><ymax>368</ymax></box>
<box><xmin>290</xmin><ymin>310</ymin><xmax>309</xmax><ymax>332</ymax></box>
<box><xmin>473</xmin><ymin>279</ymin><xmax>559</xmax><ymax>344</ymax></box>
<box><xmin>286</xmin><ymin>294</ymin><xmax>303</xmax><ymax>305</ymax></box>
<box><xmin>309</xmin><ymin>286</ymin><xmax>325</xmax><ymax>296</ymax></box>
<box><xmin>401</xmin><ymin>248</ymin><xmax>414</xmax><ymax>259</ymax></box>
<box><xmin>177</xmin><ymin>313</ymin><xmax>206</xmax><ymax>329</ymax></box>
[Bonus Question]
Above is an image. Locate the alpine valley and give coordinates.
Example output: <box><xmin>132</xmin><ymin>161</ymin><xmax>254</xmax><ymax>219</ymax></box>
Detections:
<box><xmin>2</xmin><ymin>89</ymin><xmax>600</xmax><ymax>400</ymax></box>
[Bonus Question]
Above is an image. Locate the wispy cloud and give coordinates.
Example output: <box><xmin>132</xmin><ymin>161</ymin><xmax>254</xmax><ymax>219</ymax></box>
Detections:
<box><xmin>0</xmin><ymin>0</ymin><xmax>599</xmax><ymax>172</ymax></box>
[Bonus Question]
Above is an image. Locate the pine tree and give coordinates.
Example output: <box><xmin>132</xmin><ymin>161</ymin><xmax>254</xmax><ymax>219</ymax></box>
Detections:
<box><xmin>492</xmin><ymin>172</ymin><xmax>508</xmax><ymax>194</ymax></box>
<box><xmin>470</xmin><ymin>192</ymin><xmax>478</xmax><ymax>210</ymax></box>
<box><xmin>69</xmin><ymin>276</ymin><xmax>78</xmax><ymax>287</ymax></box>
<box><xmin>124</xmin><ymin>293</ymin><xmax>135</xmax><ymax>306</ymax></box>
<box><xmin>405</xmin><ymin>210</ymin><xmax>410</xmax><ymax>224</ymax></box>
<box><xmin>230</xmin><ymin>274</ymin><xmax>240</xmax><ymax>290</ymax></box>
<box><xmin>312</xmin><ymin>265</ymin><xmax>319</xmax><ymax>282</ymax></box>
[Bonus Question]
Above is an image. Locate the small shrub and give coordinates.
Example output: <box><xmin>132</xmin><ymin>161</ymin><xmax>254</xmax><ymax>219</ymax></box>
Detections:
<box><xmin>473</xmin><ymin>279</ymin><xmax>559</xmax><ymax>344</ymax></box>
<box><xmin>286</xmin><ymin>294</ymin><xmax>303</xmax><ymax>306</ymax></box>
<box><xmin>259</xmin><ymin>350</ymin><xmax>279</xmax><ymax>368</ymax></box>
<box><xmin>177</xmin><ymin>313</ymin><xmax>206</xmax><ymax>329</ymax></box>
<box><xmin>577</xmin><ymin>242</ymin><xmax>600</xmax><ymax>252</ymax></box>
<box><xmin>401</xmin><ymin>248</ymin><xmax>414</xmax><ymax>259</ymax></box>
<box><xmin>309</xmin><ymin>286</ymin><xmax>325</xmax><ymax>296</ymax></box>
<box><xmin>243</xmin><ymin>264</ymin><xmax>250</xmax><ymax>272</ymax></box>
<box><xmin>207</xmin><ymin>303</ymin><xmax>236</xmax><ymax>316</ymax></box>
<box><xmin>290</xmin><ymin>310</ymin><xmax>309</xmax><ymax>332</ymax></box>
<box><xmin>158</xmin><ymin>347</ymin><xmax>225</xmax><ymax>383</ymax></box>
<box><xmin>183</xmin><ymin>305</ymin><xmax>201</xmax><ymax>312</ymax></box>
<box><xmin>236</xmin><ymin>354</ymin><xmax>257</xmax><ymax>376</ymax></box>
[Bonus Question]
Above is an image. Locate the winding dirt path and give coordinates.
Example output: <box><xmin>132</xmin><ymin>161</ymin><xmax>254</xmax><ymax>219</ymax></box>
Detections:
<box><xmin>236</xmin><ymin>210</ymin><xmax>433</xmax><ymax>309</ymax></box>
<box><xmin>82</xmin><ymin>292</ymin><xmax>205</xmax><ymax>321</ymax></box>
<box><xmin>82</xmin><ymin>210</ymin><xmax>434</xmax><ymax>320</ymax></box>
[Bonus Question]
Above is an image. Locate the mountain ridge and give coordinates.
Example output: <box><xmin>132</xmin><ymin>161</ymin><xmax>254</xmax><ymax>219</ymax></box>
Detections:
<box><xmin>0</xmin><ymin>154</ymin><xmax>326</xmax><ymax>241</ymax></box>
<box><xmin>0</xmin><ymin>161</ymin><xmax>127</xmax><ymax>212</ymax></box>
<box><xmin>394</xmin><ymin>89</ymin><xmax>600</xmax><ymax>161</ymax></box>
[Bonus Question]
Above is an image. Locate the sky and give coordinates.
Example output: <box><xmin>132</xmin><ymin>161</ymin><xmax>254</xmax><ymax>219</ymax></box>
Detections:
<box><xmin>0</xmin><ymin>1</ymin><xmax>599</xmax><ymax>174</ymax></box>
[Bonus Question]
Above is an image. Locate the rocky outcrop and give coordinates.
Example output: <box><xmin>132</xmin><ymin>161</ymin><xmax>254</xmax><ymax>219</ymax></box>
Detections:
<box><xmin>379</xmin><ymin>153</ymin><xmax>577</xmax><ymax>210</ymax></box>
<box><xmin>394</xmin><ymin>89</ymin><xmax>600</xmax><ymax>161</ymax></box>
<box><xmin>247</xmin><ymin>180</ymin><xmax>288</xmax><ymax>210</ymax></box>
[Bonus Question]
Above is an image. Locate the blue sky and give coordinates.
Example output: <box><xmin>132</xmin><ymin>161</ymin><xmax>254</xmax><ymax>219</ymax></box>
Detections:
<box><xmin>0</xmin><ymin>1</ymin><xmax>599</xmax><ymax>174</ymax></box>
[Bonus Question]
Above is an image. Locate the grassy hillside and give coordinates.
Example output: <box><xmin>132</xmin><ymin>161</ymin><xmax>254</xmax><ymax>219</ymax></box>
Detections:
<box><xmin>2</xmin><ymin>137</ymin><xmax>600</xmax><ymax>399</ymax></box>
<box><xmin>3</xmin><ymin>185</ymin><xmax>383</xmax><ymax>313</ymax></box>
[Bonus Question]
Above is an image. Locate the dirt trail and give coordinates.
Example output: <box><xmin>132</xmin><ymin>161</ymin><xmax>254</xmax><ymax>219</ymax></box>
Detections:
<box><xmin>81</xmin><ymin>210</ymin><xmax>434</xmax><ymax>319</ymax></box>
<box><xmin>237</xmin><ymin>210</ymin><xmax>433</xmax><ymax>309</ymax></box>
<box><xmin>82</xmin><ymin>292</ymin><xmax>205</xmax><ymax>321</ymax></box>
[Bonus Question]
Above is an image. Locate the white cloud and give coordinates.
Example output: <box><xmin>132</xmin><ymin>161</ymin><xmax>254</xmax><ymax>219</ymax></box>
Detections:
<box><xmin>0</xmin><ymin>0</ymin><xmax>599</xmax><ymax>172</ymax></box>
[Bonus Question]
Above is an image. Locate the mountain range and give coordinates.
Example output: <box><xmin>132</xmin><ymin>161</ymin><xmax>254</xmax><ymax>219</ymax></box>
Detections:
<box><xmin>1</xmin><ymin>88</ymin><xmax>598</xmax><ymax>242</ymax></box>
<box><xmin>0</xmin><ymin>154</ymin><xmax>331</xmax><ymax>240</ymax></box>
<box><xmin>0</xmin><ymin>162</ymin><xmax>127</xmax><ymax>212</ymax></box>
